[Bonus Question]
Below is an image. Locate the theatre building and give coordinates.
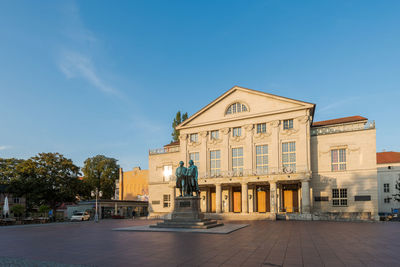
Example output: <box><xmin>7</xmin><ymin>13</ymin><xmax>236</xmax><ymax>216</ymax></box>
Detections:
<box><xmin>148</xmin><ymin>86</ymin><xmax>378</xmax><ymax>220</ymax></box>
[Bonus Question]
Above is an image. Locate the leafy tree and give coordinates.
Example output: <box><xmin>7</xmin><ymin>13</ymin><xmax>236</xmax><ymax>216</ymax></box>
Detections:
<box><xmin>81</xmin><ymin>155</ymin><xmax>119</xmax><ymax>199</ymax></box>
<box><xmin>10</xmin><ymin>204</ymin><xmax>25</xmax><ymax>219</ymax></box>
<box><xmin>11</xmin><ymin>153</ymin><xmax>81</xmax><ymax>219</ymax></box>
<box><xmin>393</xmin><ymin>175</ymin><xmax>400</xmax><ymax>202</ymax></box>
<box><xmin>0</xmin><ymin>158</ymin><xmax>24</xmax><ymax>185</ymax></box>
<box><xmin>172</xmin><ymin>111</ymin><xmax>188</xmax><ymax>142</ymax></box>
<box><xmin>39</xmin><ymin>204</ymin><xmax>51</xmax><ymax>217</ymax></box>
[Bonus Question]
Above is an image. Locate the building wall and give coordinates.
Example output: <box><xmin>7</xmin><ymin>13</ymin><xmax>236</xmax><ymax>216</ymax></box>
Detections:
<box><xmin>119</xmin><ymin>167</ymin><xmax>149</xmax><ymax>201</ymax></box>
<box><xmin>377</xmin><ymin>162</ymin><xmax>400</xmax><ymax>214</ymax></box>
<box><xmin>148</xmin><ymin>150</ymin><xmax>180</xmax><ymax>214</ymax></box>
<box><xmin>310</xmin><ymin>127</ymin><xmax>378</xmax><ymax>217</ymax></box>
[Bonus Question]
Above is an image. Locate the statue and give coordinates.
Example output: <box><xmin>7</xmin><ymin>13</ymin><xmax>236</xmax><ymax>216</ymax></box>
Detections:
<box><xmin>175</xmin><ymin>161</ymin><xmax>187</xmax><ymax>197</ymax></box>
<box><xmin>186</xmin><ymin>159</ymin><xmax>200</xmax><ymax>196</ymax></box>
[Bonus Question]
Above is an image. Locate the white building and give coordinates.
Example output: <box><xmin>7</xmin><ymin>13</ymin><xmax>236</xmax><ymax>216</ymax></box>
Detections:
<box><xmin>377</xmin><ymin>151</ymin><xmax>400</xmax><ymax>215</ymax></box>
<box><xmin>149</xmin><ymin>86</ymin><xmax>378</xmax><ymax>220</ymax></box>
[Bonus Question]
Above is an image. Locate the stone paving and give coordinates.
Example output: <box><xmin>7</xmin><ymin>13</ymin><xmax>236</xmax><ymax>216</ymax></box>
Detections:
<box><xmin>0</xmin><ymin>219</ymin><xmax>399</xmax><ymax>267</ymax></box>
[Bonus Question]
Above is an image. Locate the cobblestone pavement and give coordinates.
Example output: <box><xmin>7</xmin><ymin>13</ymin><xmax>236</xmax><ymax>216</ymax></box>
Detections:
<box><xmin>0</xmin><ymin>219</ymin><xmax>399</xmax><ymax>267</ymax></box>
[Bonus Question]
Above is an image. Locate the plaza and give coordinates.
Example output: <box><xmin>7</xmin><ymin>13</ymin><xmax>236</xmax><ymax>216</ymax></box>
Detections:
<box><xmin>0</xmin><ymin>220</ymin><xmax>399</xmax><ymax>266</ymax></box>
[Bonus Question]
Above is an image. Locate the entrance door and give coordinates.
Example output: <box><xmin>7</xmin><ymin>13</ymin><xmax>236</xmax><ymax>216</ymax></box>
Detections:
<box><xmin>284</xmin><ymin>190</ymin><xmax>293</xmax><ymax>212</ymax></box>
<box><xmin>233</xmin><ymin>191</ymin><xmax>241</xmax><ymax>213</ymax></box>
<box><xmin>257</xmin><ymin>191</ymin><xmax>266</xmax><ymax>212</ymax></box>
<box><xmin>211</xmin><ymin>192</ymin><xmax>216</xmax><ymax>213</ymax></box>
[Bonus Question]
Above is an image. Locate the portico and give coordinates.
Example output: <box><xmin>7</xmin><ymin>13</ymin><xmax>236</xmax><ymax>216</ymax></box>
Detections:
<box><xmin>197</xmin><ymin>178</ymin><xmax>311</xmax><ymax>216</ymax></box>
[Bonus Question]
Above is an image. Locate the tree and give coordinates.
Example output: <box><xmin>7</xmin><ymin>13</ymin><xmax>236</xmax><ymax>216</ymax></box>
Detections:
<box><xmin>11</xmin><ymin>204</ymin><xmax>25</xmax><ymax>219</ymax></box>
<box><xmin>11</xmin><ymin>153</ymin><xmax>81</xmax><ymax>219</ymax></box>
<box><xmin>0</xmin><ymin>158</ymin><xmax>24</xmax><ymax>185</ymax></box>
<box><xmin>393</xmin><ymin>175</ymin><xmax>400</xmax><ymax>202</ymax></box>
<box><xmin>172</xmin><ymin>111</ymin><xmax>188</xmax><ymax>142</ymax></box>
<box><xmin>81</xmin><ymin>155</ymin><xmax>120</xmax><ymax>200</ymax></box>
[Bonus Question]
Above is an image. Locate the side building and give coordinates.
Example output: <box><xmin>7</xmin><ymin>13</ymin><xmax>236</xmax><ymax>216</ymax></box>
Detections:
<box><xmin>148</xmin><ymin>86</ymin><xmax>378</xmax><ymax>220</ymax></box>
<box><xmin>377</xmin><ymin>151</ymin><xmax>400</xmax><ymax>215</ymax></box>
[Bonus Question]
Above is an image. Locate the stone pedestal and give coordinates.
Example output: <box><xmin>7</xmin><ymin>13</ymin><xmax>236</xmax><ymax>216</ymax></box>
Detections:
<box><xmin>151</xmin><ymin>197</ymin><xmax>223</xmax><ymax>229</ymax></box>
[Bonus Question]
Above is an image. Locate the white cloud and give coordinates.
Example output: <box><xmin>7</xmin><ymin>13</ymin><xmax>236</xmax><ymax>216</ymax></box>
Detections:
<box><xmin>0</xmin><ymin>146</ymin><xmax>11</xmax><ymax>151</ymax></box>
<box><xmin>318</xmin><ymin>97</ymin><xmax>360</xmax><ymax>113</ymax></box>
<box><xmin>59</xmin><ymin>51</ymin><xmax>118</xmax><ymax>95</ymax></box>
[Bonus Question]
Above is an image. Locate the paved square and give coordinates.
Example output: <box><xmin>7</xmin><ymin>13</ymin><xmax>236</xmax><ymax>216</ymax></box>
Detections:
<box><xmin>0</xmin><ymin>219</ymin><xmax>399</xmax><ymax>266</ymax></box>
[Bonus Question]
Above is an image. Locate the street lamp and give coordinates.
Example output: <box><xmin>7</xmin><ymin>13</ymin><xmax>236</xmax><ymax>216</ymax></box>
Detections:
<box><xmin>91</xmin><ymin>188</ymin><xmax>103</xmax><ymax>223</ymax></box>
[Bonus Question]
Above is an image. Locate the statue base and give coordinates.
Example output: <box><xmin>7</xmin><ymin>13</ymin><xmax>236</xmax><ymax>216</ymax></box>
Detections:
<box><xmin>150</xmin><ymin>196</ymin><xmax>223</xmax><ymax>229</ymax></box>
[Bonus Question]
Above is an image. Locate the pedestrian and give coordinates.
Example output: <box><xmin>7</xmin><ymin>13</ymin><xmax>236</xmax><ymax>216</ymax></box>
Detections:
<box><xmin>132</xmin><ymin>210</ymin><xmax>136</xmax><ymax>220</ymax></box>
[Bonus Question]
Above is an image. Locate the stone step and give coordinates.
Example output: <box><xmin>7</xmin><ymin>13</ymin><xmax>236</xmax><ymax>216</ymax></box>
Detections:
<box><xmin>150</xmin><ymin>222</ymin><xmax>224</xmax><ymax>229</ymax></box>
<box><xmin>160</xmin><ymin>219</ymin><xmax>219</xmax><ymax>226</ymax></box>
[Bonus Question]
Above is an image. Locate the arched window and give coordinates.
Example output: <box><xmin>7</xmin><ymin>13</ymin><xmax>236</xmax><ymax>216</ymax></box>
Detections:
<box><xmin>226</xmin><ymin>102</ymin><xmax>248</xmax><ymax>115</ymax></box>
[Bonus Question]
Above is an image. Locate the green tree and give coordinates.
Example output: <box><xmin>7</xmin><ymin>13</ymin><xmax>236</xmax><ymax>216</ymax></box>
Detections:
<box><xmin>10</xmin><ymin>204</ymin><xmax>25</xmax><ymax>219</ymax></box>
<box><xmin>0</xmin><ymin>158</ymin><xmax>24</xmax><ymax>185</ymax></box>
<box><xmin>172</xmin><ymin>111</ymin><xmax>188</xmax><ymax>142</ymax></box>
<box><xmin>81</xmin><ymin>155</ymin><xmax>120</xmax><ymax>199</ymax></box>
<box><xmin>393</xmin><ymin>175</ymin><xmax>400</xmax><ymax>202</ymax></box>
<box><xmin>11</xmin><ymin>153</ymin><xmax>81</xmax><ymax>219</ymax></box>
<box><xmin>39</xmin><ymin>204</ymin><xmax>51</xmax><ymax>217</ymax></box>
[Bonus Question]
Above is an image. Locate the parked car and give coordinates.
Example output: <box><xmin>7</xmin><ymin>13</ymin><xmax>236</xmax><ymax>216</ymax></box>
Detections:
<box><xmin>70</xmin><ymin>211</ymin><xmax>91</xmax><ymax>221</ymax></box>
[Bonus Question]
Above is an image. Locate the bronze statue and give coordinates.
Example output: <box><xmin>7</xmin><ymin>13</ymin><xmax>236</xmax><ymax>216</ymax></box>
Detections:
<box><xmin>186</xmin><ymin>159</ymin><xmax>200</xmax><ymax>196</ymax></box>
<box><xmin>175</xmin><ymin>161</ymin><xmax>187</xmax><ymax>197</ymax></box>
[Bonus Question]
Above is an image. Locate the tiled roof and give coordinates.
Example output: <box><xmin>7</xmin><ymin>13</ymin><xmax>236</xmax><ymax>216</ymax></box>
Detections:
<box><xmin>377</xmin><ymin>152</ymin><xmax>400</xmax><ymax>164</ymax></box>
<box><xmin>312</xmin><ymin>116</ymin><xmax>368</xmax><ymax>127</ymax></box>
<box><xmin>164</xmin><ymin>140</ymin><xmax>180</xmax><ymax>147</ymax></box>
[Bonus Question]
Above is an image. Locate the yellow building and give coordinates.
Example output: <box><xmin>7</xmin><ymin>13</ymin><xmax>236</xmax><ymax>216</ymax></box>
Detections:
<box><xmin>117</xmin><ymin>167</ymin><xmax>149</xmax><ymax>201</ymax></box>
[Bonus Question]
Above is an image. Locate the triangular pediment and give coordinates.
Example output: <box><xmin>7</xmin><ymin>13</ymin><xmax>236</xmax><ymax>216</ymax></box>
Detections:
<box><xmin>177</xmin><ymin>86</ymin><xmax>315</xmax><ymax>129</ymax></box>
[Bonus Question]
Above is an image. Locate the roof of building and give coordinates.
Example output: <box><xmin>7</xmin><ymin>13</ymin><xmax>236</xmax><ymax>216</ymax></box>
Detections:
<box><xmin>377</xmin><ymin>151</ymin><xmax>400</xmax><ymax>164</ymax></box>
<box><xmin>312</xmin><ymin>116</ymin><xmax>368</xmax><ymax>127</ymax></box>
<box><xmin>177</xmin><ymin>85</ymin><xmax>316</xmax><ymax>129</ymax></box>
<box><xmin>164</xmin><ymin>140</ymin><xmax>180</xmax><ymax>147</ymax></box>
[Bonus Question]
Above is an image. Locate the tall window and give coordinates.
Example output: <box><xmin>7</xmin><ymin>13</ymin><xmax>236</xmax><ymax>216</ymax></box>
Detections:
<box><xmin>232</xmin><ymin>147</ymin><xmax>244</xmax><ymax>176</ymax></box>
<box><xmin>163</xmin><ymin>194</ymin><xmax>171</xmax><ymax>208</ymax></box>
<box><xmin>256</xmin><ymin>145</ymin><xmax>268</xmax><ymax>174</ymax></box>
<box><xmin>163</xmin><ymin>165</ymin><xmax>172</xmax><ymax>181</ymax></box>
<box><xmin>282</xmin><ymin>142</ymin><xmax>296</xmax><ymax>171</ymax></box>
<box><xmin>189</xmin><ymin>152</ymin><xmax>200</xmax><ymax>168</ymax></box>
<box><xmin>332</xmin><ymin>188</ymin><xmax>347</xmax><ymax>206</ymax></box>
<box><xmin>13</xmin><ymin>197</ymin><xmax>20</xmax><ymax>204</ymax></box>
<box><xmin>210</xmin><ymin>150</ymin><xmax>221</xmax><ymax>177</ymax></box>
<box><xmin>257</xmin><ymin>123</ymin><xmax>266</xmax><ymax>133</ymax></box>
<box><xmin>283</xmin><ymin>119</ymin><xmax>293</xmax><ymax>130</ymax></box>
<box><xmin>226</xmin><ymin>102</ymin><xmax>248</xmax><ymax>115</ymax></box>
<box><xmin>210</xmin><ymin>130</ymin><xmax>219</xmax><ymax>140</ymax></box>
<box><xmin>384</xmin><ymin>183</ymin><xmax>390</xmax><ymax>193</ymax></box>
<box><xmin>190</xmin><ymin>133</ymin><xmax>198</xmax><ymax>142</ymax></box>
<box><xmin>331</xmin><ymin>149</ymin><xmax>346</xmax><ymax>171</ymax></box>
<box><xmin>232</xmin><ymin>127</ymin><xmax>241</xmax><ymax>137</ymax></box>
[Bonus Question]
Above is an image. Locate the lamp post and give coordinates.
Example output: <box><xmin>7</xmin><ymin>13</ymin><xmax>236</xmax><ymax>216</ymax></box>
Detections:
<box><xmin>91</xmin><ymin>188</ymin><xmax>103</xmax><ymax>223</ymax></box>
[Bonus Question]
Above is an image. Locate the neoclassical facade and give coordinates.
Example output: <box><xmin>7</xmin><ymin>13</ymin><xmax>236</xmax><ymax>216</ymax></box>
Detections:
<box><xmin>148</xmin><ymin>86</ymin><xmax>378</xmax><ymax>220</ymax></box>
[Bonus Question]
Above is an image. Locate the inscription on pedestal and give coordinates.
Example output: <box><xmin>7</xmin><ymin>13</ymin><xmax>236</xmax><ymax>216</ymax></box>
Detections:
<box><xmin>179</xmin><ymin>201</ymin><xmax>191</xmax><ymax>207</ymax></box>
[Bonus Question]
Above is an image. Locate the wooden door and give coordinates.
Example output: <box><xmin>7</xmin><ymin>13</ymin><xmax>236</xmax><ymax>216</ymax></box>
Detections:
<box><xmin>266</xmin><ymin>190</ymin><xmax>271</xmax><ymax>212</ymax></box>
<box><xmin>233</xmin><ymin>191</ymin><xmax>241</xmax><ymax>213</ymax></box>
<box><xmin>211</xmin><ymin>192</ymin><xmax>216</xmax><ymax>213</ymax></box>
<box><xmin>284</xmin><ymin>190</ymin><xmax>293</xmax><ymax>212</ymax></box>
<box><xmin>257</xmin><ymin>191</ymin><xmax>266</xmax><ymax>212</ymax></box>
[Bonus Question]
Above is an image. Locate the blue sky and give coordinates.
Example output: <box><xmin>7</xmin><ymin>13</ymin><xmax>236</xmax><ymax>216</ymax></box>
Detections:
<box><xmin>1</xmin><ymin>1</ymin><xmax>399</xmax><ymax>170</ymax></box>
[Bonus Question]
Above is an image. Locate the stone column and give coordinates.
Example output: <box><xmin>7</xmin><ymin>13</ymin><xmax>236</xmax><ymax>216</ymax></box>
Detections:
<box><xmin>270</xmin><ymin>182</ymin><xmax>277</xmax><ymax>213</ymax></box>
<box><xmin>170</xmin><ymin>185</ymin><xmax>176</xmax><ymax>211</ymax></box>
<box><xmin>241</xmin><ymin>182</ymin><xmax>248</xmax><ymax>213</ymax></box>
<box><xmin>220</xmin><ymin>128</ymin><xmax>230</xmax><ymax>173</ymax></box>
<box><xmin>301</xmin><ymin>180</ymin><xmax>311</xmax><ymax>213</ymax></box>
<box><xmin>270</xmin><ymin>120</ymin><xmax>280</xmax><ymax>172</ymax></box>
<box><xmin>199</xmin><ymin>131</ymin><xmax>208</xmax><ymax>176</ymax></box>
<box><xmin>216</xmin><ymin>183</ymin><xmax>222</xmax><ymax>213</ymax></box>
